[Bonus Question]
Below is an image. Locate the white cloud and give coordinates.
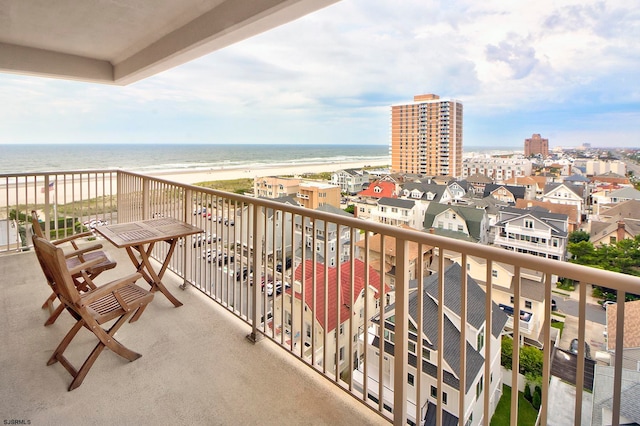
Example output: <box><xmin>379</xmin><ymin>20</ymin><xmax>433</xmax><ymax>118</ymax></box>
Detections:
<box><xmin>0</xmin><ymin>0</ymin><xmax>639</xmax><ymax>146</ymax></box>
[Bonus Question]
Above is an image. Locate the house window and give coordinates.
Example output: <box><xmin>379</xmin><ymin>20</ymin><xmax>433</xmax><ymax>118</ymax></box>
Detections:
<box><xmin>510</xmin><ymin>296</ymin><xmax>514</xmax><ymax>303</ymax></box>
<box><xmin>408</xmin><ymin>341</ymin><xmax>416</xmax><ymax>354</ymax></box>
<box><xmin>443</xmin><ymin>392</ymin><xmax>448</xmax><ymax>405</ymax></box>
<box><xmin>525</xmin><ymin>300</ymin><xmax>532</xmax><ymax>309</ymax></box>
<box><xmin>467</xmin><ymin>263</ymin><xmax>470</xmax><ymax>271</ymax></box>
<box><xmin>524</xmin><ymin>219</ymin><xmax>534</xmax><ymax>229</ymax></box>
<box><xmin>457</xmin><ymin>224</ymin><xmax>464</xmax><ymax>232</ymax></box>
<box><xmin>610</xmin><ymin>236</ymin><xmax>617</xmax><ymax>244</ymax></box>
<box><xmin>477</xmin><ymin>328</ymin><xmax>485</xmax><ymax>352</ymax></box>
<box><xmin>476</xmin><ymin>375</ymin><xmax>484</xmax><ymax>400</ymax></box>
<box><xmin>492</xmin><ymin>269</ymin><xmax>498</xmax><ymax>278</ymax></box>
<box><xmin>339</xmin><ymin>324</ymin><xmax>344</xmax><ymax>335</ymax></box>
<box><xmin>423</xmin><ymin>348</ymin><xmax>431</xmax><ymax>361</ymax></box>
<box><xmin>339</xmin><ymin>346</ymin><xmax>345</xmax><ymax>361</ymax></box>
<box><xmin>552</xmin><ymin>238</ymin><xmax>559</xmax><ymax>247</ymax></box>
<box><xmin>431</xmin><ymin>386</ymin><xmax>437</xmax><ymax>398</ymax></box>
<box><xmin>306</xmin><ymin>324</ymin><xmax>311</xmax><ymax>338</ymax></box>
<box><xmin>408</xmin><ymin>373</ymin><xmax>415</xmax><ymax>387</ymax></box>
<box><xmin>437</xmin><ymin>221</ymin><xmax>443</xmax><ymax>228</ymax></box>
<box><xmin>384</xmin><ymin>329</ymin><xmax>394</xmax><ymax>343</ymax></box>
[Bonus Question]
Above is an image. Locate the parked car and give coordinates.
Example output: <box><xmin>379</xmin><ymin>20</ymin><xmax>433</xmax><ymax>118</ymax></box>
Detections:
<box><xmin>551</xmin><ymin>299</ymin><xmax>557</xmax><ymax>312</ymax></box>
<box><xmin>569</xmin><ymin>338</ymin><xmax>591</xmax><ymax>358</ymax></box>
<box><xmin>235</xmin><ymin>267</ymin><xmax>252</xmax><ymax>281</ymax></box>
<box><xmin>602</xmin><ymin>300</ymin><xmax>616</xmax><ymax>310</ymax></box>
<box><xmin>276</xmin><ymin>257</ymin><xmax>292</xmax><ymax>273</ymax></box>
<box><xmin>217</xmin><ymin>253</ymin><xmax>234</xmax><ymax>266</ymax></box>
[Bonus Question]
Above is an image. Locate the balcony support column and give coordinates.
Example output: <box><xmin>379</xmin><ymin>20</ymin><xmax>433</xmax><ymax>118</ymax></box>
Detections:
<box><xmin>393</xmin><ymin>238</ymin><xmax>409</xmax><ymax>426</ymax></box>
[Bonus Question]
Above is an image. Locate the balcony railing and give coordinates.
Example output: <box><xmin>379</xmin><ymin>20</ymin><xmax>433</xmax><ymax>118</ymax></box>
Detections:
<box><xmin>2</xmin><ymin>169</ymin><xmax>640</xmax><ymax>425</ymax></box>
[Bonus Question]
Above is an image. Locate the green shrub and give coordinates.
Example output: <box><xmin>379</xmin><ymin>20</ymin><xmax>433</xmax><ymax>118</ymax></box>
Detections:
<box><xmin>524</xmin><ymin>384</ymin><xmax>532</xmax><ymax>402</ymax></box>
<box><xmin>532</xmin><ymin>387</ymin><xmax>541</xmax><ymax>410</ymax></box>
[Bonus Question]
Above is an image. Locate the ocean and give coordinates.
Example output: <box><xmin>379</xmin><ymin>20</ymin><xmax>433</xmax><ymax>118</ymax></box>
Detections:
<box><xmin>0</xmin><ymin>144</ymin><xmax>390</xmax><ymax>175</ymax></box>
<box><xmin>0</xmin><ymin>143</ymin><xmax>521</xmax><ymax>175</ymax></box>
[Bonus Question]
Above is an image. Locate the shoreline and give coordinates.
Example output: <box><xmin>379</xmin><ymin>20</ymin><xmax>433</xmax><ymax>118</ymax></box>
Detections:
<box><xmin>144</xmin><ymin>159</ymin><xmax>390</xmax><ymax>185</ymax></box>
<box><xmin>0</xmin><ymin>160</ymin><xmax>389</xmax><ymax>209</ymax></box>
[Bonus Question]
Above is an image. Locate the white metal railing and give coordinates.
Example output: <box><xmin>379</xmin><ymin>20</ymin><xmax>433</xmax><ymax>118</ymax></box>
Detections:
<box><xmin>2</xmin><ymin>169</ymin><xmax>640</xmax><ymax>425</ymax></box>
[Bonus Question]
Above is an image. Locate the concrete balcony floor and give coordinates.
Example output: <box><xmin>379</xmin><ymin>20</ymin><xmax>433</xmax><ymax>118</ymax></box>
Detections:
<box><xmin>0</xmin><ymin>244</ymin><xmax>387</xmax><ymax>425</ymax></box>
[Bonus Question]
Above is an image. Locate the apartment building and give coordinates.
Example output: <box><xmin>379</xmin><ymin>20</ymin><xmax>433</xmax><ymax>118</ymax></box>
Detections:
<box><xmin>462</xmin><ymin>157</ymin><xmax>532</xmax><ymax>182</ymax></box>
<box><xmin>297</xmin><ymin>181</ymin><xmax>341</xmax><ymax>209</ymax></box>
<box><xmin>390</xmin><ymin>94</ymin><xmax>463</xmax><ymax>178</ymax></box>
<box><xmin>524</xmin><ymin>133</ymin><xmax>549</xmax><ymax>157</ymax></box>
<box><xmin>254</xmin><ymin>176</ymin><xmax>300</xmax><ymax>199</ymax></box>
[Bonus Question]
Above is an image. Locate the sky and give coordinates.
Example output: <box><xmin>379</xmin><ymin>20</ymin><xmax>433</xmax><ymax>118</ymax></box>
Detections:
<box><xmin>0</xmin><ymin>0</ymin><xmax>639</xmax><ymax>148</ymax></box>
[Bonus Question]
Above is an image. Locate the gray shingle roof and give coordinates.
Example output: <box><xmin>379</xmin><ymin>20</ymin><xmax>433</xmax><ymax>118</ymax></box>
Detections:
<box><xmin>497</xmin><ymin>206</ymin><xmax>568</xmax><ymax>237</ymax></box>
<box><xmin>543</xmin><ymin>182</ymin><xmax>584</xmax><ymax>197</ymax></box>
<box><xmin>483</xmin><ymin>184</ymin><xmax>526</xmax><ymax>200</ymax></box>
<box><xmin>423</xmin><ymin>203</ymin><xmax>486</xmax><ymax>241</ymax></box>
<box><xmin>378</xmin><ymin>197</ymin><xmax>415</xmax><ymax>209</ymax></box>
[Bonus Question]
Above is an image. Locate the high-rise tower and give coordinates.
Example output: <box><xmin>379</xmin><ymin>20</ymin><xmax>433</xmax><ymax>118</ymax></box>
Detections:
<box><xmin>390</xmin><ymin>94</ymin><xmax>463</xmax><ymax>177</ymax></box>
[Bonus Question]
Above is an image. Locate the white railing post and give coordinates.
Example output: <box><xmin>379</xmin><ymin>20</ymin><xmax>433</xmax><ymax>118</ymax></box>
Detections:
<box><xmin>393</xmin><ymin>237</ymin><xmax>409</xmax><ymax>426</ymax></box>
<box><xmin>247</xmin><ymin>203</ymin><xmax>264</xmax><ymax>343</ymax></box>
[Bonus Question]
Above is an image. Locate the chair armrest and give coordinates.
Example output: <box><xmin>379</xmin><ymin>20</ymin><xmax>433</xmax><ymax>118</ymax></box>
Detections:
<box><xmin>63</xmin><ymin>244</ymin><xmax>104</xmax><ymax>259</ymax></box>
<box><xmin>53</xmin><ymin>232</ymin><xmax>94</xmax><ymax>245</ymax></box>
<box><xmin>68</xmin><ymin>257</ymin><xmax>107</xmax><ymax>276</ymax></box>
<box><xmin>79</xmin><ymin>273</ymin><xmax>143</xmax><ymax>306</ymax></box>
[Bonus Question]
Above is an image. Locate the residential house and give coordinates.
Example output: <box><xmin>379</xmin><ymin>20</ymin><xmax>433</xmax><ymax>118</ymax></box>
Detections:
<box><xmin>294</xmin><ymin>205</ymin><xmax>357</xmax><ymax>267</ymax></box>
<box><xmin>423</xmin><ymin>203</ymin><xmax>489</xmax><ymax>244</ymax></box>
<box><xmin>354</xmin><ymin>230</ymin><xmax>434</xmax><ymax>289</ymax></box>
<box><xmin>590</xmin><ymin>172</ymin><xmax>631</xmax><ymax>186</ymax></box>
<box><xmin>271</xmin><ymin>259</ymin><xmax>384</xmax><ymax>375</ymax></box>
<box><xmin>331</xmin><ymin>169</ymin><xmax>370</xmax><ymax>195</ymax></box>
<box><xmin>462</xmin><ymin>156</ymin><xmax>532</xmax><ymax>182</ymax></box>
<box><xmin>237</xmin><ymin>196</ymin><xmax>298</xmax><ymax>262</ymax></box>
<box><xmin>541</xmin><ymin>182</ymin><xmax>586</xmax><ymax>220</ymax></box>
<box><xmin>483</xmin><ymin>184</ymin><xmax>526</xmax><ymax>204</ymax></box>
<box><xmin>593</xmin><ymin>188</ymin><xmax>640</xmax><ymax>213</ymax></box>
<box><xmin>400</xmin><ymin>182</ymin><xmax>453</xmax><ymax>205</ymax></box>
<box><xmin>606</xmin><ymin>300</ymin><xmax>640</xmax><ymax>371</ymax></box>
<box><xmin>447</xmin><ymin>180</ymin><xmax>468</xmax><ymax>201</ymax></box>
<box><xmin>590</xmin><ymin>220</ymin><xmax>640</xmax><ymax>247</ymax></box>
<box><xmin>371</xmin><ymin>197</ymin><xmax>425</xmax><ymax>230</ymax></box>
<box><xmin>591</xmin><ymin>367</ymin><xmax>640</xmax><ymax>426</ymax></box>
<box><xmin>493</xmin><ymin>206</ymin><xmax>569</xmax><ymax>261</ymax></box>
<box><xmin>515</xmin><ymin>199</ymin><xmax>581</xmax><ymax>233</ymax></box>
<box><xmin>464</xmin><ymin>174</ymin><xmax>494</xmax><ymax>196</ymax></box>
<box><xmin>597</xmin><ymin>199</ymin><xmax>640</xmax><ymax>224</ymax></box>
<box><xmin>504</xmin><ymin>176</ymin><xmax>546</xmax><ymax>200</ymax></box>
<box><xmin>353</xmin><ymin>264</ymin><xmax>508</xmax><ymax>426</ymax></box>
<box><xmin>355</xmin><ymin>181</ymin><xmax>398</xmax><ymax>221</ymax></box>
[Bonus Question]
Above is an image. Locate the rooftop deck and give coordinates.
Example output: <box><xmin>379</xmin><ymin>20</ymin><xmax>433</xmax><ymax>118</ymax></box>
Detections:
<box><xmin>0</xmin><ymin>246</ymin><xmax>387</xmax><ymax>425</ymax></box>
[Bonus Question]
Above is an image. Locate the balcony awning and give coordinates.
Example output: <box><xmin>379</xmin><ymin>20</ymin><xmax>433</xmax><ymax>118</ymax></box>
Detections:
<box><xmin>0</xmin><ymin>0</ymin><xmax>338</xmax><ymax>85</ymax></box>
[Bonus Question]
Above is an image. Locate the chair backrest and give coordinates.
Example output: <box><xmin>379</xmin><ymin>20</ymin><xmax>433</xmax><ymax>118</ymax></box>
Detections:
<box><xmin>33</xmin><ymin>236</ymin><xmax>81</xmax><ymax>306</ymax></box>
<box><xmin>31</xmin><ymin>210</ymin><xmax>45</xmax><ymax>239</ymax></box>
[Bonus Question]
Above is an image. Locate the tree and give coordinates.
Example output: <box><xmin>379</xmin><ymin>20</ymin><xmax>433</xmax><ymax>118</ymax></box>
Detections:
<box><xmin>568</xmin><ymin>230</ymin><xmax>590</xmax><ymax>244</ymax></box>
<box><xmin>344</xmin><ymin>205</ymin><xmax>355</xmax><ymax>214</ymax></box>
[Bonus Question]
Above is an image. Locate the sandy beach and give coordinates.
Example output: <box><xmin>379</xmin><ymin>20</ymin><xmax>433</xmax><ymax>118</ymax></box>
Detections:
<box><xmin>144</xmin><ymin>159</ymin><xmax>389</xmax><ymax>185</ymax></box>
<box><xmin>0</xmin><ymin>159</ymin><xmax>389</xmax><ymax>209</ymax></box>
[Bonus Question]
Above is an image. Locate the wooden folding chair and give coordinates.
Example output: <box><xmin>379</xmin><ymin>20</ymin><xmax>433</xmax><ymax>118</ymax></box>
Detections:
<box><xmin>32</xmin><ymin>236</ymin><xmax>154</xmax><ymax>391</ymax></box>
<box><xmin>31</xmin><ymin>211</ymin><xmax>117</xmax><ymax>325</ymax></box>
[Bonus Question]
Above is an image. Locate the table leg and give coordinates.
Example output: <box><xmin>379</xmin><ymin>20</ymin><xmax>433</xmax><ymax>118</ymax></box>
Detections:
<box><xmin>126</xmin><ymin>242</ymin><xmax>183</xmax><ymax>308</ymax></box>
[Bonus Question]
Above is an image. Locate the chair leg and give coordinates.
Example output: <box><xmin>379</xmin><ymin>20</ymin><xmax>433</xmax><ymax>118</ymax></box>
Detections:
<box><xmin>68</xmin><ymin>313</ymin><xmax>141</xmax><ymax>391</ymax></box>
<box><xmin>44</xmin><ymin>304</ymin><xmax>65</xmax><ymax>326</ymax></box>
<box><xmin>48</xmin><ymin>320</ymin><xmax>84</xmax><ymax>366</ymax></box>
<box><xmin>42</xmin><ymin>292</ymin><xmax>56</xmax><ymax>311</ymax></box>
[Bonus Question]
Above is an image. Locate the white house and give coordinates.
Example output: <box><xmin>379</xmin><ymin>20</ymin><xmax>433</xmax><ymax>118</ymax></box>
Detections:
<box><xmin>352</xmin><ymin>264</ymin><xmax>508</xmax><ymax>426</ymax></box>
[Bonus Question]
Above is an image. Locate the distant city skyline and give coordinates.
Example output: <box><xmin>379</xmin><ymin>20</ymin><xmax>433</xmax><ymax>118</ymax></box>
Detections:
<box><xmin>0</xmin><ymin>0</ymin><xmax>638</xmax><ymax>148</ymax></box>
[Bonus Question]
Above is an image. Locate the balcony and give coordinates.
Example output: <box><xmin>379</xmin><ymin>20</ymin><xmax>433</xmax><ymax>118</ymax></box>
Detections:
<box><xmin>2</xmin><ymin>170</ymin><xmax>640</xmax><ymax>425</ymax></box>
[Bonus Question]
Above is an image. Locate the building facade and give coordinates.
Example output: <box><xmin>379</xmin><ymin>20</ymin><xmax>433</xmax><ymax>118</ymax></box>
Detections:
<box><xmin>524</xmin><ymin>134</ymin><xmax>549</xmax><ymax>158</ymax></box>
<box><xmin>390</xmin><ymin>94</ymin><xmax>463</xmax><ymax>178</ymax></box>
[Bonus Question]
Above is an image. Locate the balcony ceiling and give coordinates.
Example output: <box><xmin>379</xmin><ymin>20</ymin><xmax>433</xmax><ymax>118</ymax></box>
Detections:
<box><xmin>0</xmin><ymin>0</ymin><xmax>338</xmax><ymax>85</ymax></box>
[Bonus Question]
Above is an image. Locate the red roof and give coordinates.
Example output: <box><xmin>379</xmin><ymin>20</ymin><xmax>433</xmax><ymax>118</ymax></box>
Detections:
<box><xmin>357</xmin><ymin>181</ymin><xmax>397</xmax><ymax>199</ymax></box>
<box><xmin>292</xmin><ymin>259</ymin><xmax>384</xmax><ymax>333</ymax></box>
